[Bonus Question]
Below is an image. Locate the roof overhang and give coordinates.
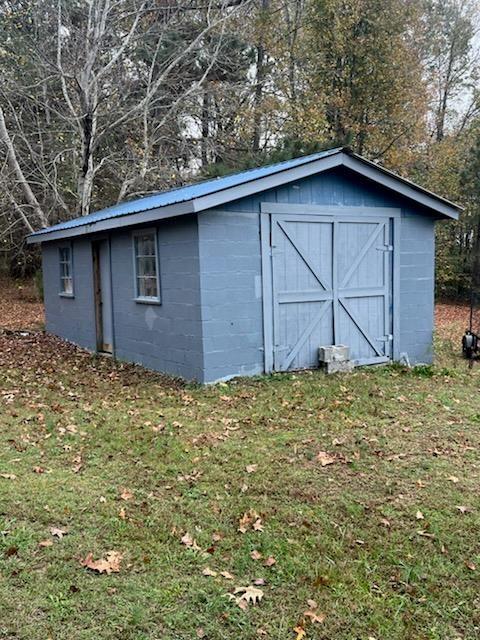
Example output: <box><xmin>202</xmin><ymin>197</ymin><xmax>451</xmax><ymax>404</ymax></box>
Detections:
<box><xmin>27</xmin><ymin>149</ymin><xmax>460</xmax><ymax>244</ymax></box>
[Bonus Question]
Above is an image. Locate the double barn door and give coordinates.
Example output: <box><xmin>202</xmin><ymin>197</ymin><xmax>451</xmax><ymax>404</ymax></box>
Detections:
<box><xmin>264</xmin><ymin>212</ymin><xmax>394</xmax><ymax>372</ymax></box>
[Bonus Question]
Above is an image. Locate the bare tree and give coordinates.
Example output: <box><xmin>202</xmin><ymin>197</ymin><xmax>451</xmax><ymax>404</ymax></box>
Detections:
<box><xmin>0</xmin><ymin>0</ymin><xmax>252</xmax><ymax>242</ymax></box>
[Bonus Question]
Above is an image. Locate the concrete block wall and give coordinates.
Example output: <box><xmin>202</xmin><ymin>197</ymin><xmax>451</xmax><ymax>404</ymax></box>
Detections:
<box><xmin>109</xmin><ymin>215</ymin><xmax>204</xmax><ymax>381</ymax></box>
<box><xmin>198</xmin><ymin>210</ymin><xmax>264</xmax><ymax>382</ymax></box>
<box><xmin>398</xmin><ymin>208</ymin><xmax>436</xmax><ymax>364</ymax></box>
<box><xmin>42</xmin><ymin>238</ymin><xmax>97</xmax><ymax>350</ymax></box>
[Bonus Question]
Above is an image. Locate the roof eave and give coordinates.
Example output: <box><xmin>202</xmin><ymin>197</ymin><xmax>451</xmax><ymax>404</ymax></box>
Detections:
<box><xmin>27</xmin><ymin>148</ymin><xmax>460</xmax><ymax>244</ymax></box>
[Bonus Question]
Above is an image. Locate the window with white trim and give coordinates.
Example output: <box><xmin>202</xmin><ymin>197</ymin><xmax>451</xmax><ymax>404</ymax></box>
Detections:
<box><xmin>59</xmin><ymin>246</ymin><xmax>73</xmax><ymax>296</ymax></box>
<box><xmin>133</xmin><ymin>231</ymin><xmax>160</xmax><ymax>301</ymax></box>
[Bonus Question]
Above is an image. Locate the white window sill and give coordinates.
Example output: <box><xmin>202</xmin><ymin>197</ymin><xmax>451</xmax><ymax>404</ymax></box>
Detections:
<box><xmin>59</xmin><ymin>292</ymin><xmax>75</xmax><ymax>298</ymax></box>
<box><xmin>134</xmin><ymin>297</ymin><xmax>161</xmax><ymax>305</ymax></box>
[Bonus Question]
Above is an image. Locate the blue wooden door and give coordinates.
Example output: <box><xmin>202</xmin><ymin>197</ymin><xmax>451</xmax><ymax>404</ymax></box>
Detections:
<box><xmin>270</xmin><ymin>214</ymin><xmax>392</xmax><ymax>371</ymax></box>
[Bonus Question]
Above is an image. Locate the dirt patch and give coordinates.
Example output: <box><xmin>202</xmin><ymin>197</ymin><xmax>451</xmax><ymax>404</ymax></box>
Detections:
<box><xmin>0</xmin><ymin>276</ymin><xmax>44</xmax><ymax>331</ymax></box>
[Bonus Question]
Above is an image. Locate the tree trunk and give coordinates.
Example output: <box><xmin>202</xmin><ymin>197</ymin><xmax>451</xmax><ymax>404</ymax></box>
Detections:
<box><xmin>252</xmin><ymin>0</ymin><xmax>269</xmax><ymax>152</ymax></box>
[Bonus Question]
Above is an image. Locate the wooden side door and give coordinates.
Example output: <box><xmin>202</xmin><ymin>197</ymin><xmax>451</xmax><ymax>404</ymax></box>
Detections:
<box><xmin>92</xmin><ymin>240</ymin><xmax>113</xmax><ymax>354</ymax></box>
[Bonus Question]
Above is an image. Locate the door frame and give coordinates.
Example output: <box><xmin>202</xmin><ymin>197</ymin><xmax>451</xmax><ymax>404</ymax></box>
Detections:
<box><xmin>260</xmin><ymin>203</ymin><xmax>401</xmax><ymax>373</ymax></box>
<box><xmin>92</xmin><ymin>237</ymin><xmax>115</xmax><ymax>355</ymax></box>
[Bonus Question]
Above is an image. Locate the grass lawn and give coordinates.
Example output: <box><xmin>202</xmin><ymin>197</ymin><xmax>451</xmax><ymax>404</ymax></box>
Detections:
<box><xmin>1</xmin><ymin>302</ymin><xmax>480</xmax><ymax>639</ymax></box>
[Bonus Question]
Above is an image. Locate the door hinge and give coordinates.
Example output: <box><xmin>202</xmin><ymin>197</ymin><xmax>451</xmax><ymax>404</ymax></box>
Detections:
<box><xmin>377</xmin><ymin>334</ymin><xmax>393</xmax><ymax>342</ymax></box>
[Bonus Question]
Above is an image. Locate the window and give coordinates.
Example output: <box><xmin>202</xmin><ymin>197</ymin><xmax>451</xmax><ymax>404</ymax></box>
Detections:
<box><xmin>133</xmin><ymin>231</ymin><xmax>160</xmax><ymax>301</ymax></box>
<box><xmin>59</xmin><ymin>246</ymin><xmax>73</xmax><ymax>296</ymax></box>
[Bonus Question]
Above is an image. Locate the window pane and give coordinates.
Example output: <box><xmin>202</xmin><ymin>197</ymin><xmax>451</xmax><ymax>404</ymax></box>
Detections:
<box><xmin>63</xmin><ymin>277</ymin><xmax>73</xmax><ymax>295</ymax></box>
<box><xmin>143</xmin><ymin>276</ymin><xmax>158</xmax><ymax>298</ymax></box>
<box><xmin>136</xmin><ymin>235</ymin><xmax>155</xmax><ymax>256</ymax></box>
<box><xmin>137</xmin><ymin>256</ymin><xmax>156</xmax><ymax>277</ymax></box>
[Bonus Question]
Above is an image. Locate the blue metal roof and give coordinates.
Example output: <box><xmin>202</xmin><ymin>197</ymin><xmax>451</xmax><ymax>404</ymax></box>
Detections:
<box><xmin>29</xmin><ymin>147</ymin><xmax>344</xmax><ymax>238</ymax></box>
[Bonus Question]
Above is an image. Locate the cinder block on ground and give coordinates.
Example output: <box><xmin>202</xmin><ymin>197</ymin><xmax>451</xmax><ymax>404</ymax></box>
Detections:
<box><xmin>319</xmin><ymin>344</ymin><xmax>350</xmax><ymax>363</ymax></box>
<box><xmin>322</xmin><ymin>360</ymin><xmax>355</xmax><ymax>375</ymax></box>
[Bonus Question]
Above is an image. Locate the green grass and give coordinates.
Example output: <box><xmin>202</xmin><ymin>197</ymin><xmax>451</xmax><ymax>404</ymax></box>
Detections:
<box><xmin>0</xmin><ymin>330</ymin><xmax>479</xmax><ymax>639</ymax></box>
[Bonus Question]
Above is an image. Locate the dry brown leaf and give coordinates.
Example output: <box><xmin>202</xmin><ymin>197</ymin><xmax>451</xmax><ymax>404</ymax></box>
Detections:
<box><xmin>181</xmin><ymin>532</ymin><xmax>202</xmax><ymax>552</ymax></box>
<box><xmin>466</xmin><ymin>561</ymin><xmax>476</xmax><ymax>571</ymax></box>
<box><xmin>38</xmin><ymin>539</ymin><xmax>53</xmax><ymax>548</ymax></box>
<box><xmin>118</xmin><ymin>507</ymin><xmax>126</xmax><ymax>520</ymax></box>
<box><xmin>196</xmin><ymin>628</ymin><xmax>206</xmax><ymax>639</ymax></box>
<box><xmin>50</xmin><ymin>527</ymin><xmax>67</xmax><ymax>538</ymax></box>
<box><xmin>202</xmin><ymin>567</ymin><xmax>217</xmax><ymax>577</ymax></box>
<box><xmin>33</xmin><ymin>466</ymin><xmax>45</xmax><ymax>474</ymax></box>
<box><xmin>415</xmin><ymin>510</ymin><xmax>424</xmax><ymax>520</ymax></box>
<box><xmin>238</xmin><ymin>509</ymin><xmax>263</xmax><ymax>534</ymax></box>
<box><xmin>304</xmin><ymin>610</ymin><xmax>326</xmax><ymax>624</ymax></box>
<box><xmin>253</xmin><ymin>518</ymin><xmax>264</xmax><ymax>532</ymax></box>
<box><xmin>316</xmin><ymin>451</ymin><xmax>336</xmax><ymax>466</ymax></box>
<box><xmin>448</xmin><ymin>475</ymin><xmax>459</xmax><ymax>483</ymax></box>
<box><xmin>220</xmin><ymin>570</ymin><xmax>234</xmax><ymax>580</ymax></box>
<box><xmin>80</xmin><ymin>550</ymin><xmax>123</xmax><ymax>574</ymax></box>
<box><xmin>263</xmin><ymin>555</ymin><xmax>276</xmax><ymax>567</ymax></box>
<box><xmin>250</xmin><ymin>550</ymin><xmax>262</xmax><ymax>560</ymax></box>
<box><xmin>120</xmin><ymin>488</ymin><xmax>133</xmax><ymax>501</ymax></box>
<box><xmin>307</xmin><ymin>598</ymin><xmax>317</xmax><ymax>610</ymax></box>
<box><xmin>246</xmin><ymin>464</ymin><xmax>258</xmax><ymax>474</ymax></box>
<box><xmin>0</xmin><ymin>473</ymin><xmax>16</xmax><ymax>480</ymax></box>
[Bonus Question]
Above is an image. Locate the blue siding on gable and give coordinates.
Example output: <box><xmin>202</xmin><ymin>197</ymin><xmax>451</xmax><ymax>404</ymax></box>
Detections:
<box><xmin>42</xmin><ymin>239</ymin><xmax>97</xmax><ymax>350</ymax></box>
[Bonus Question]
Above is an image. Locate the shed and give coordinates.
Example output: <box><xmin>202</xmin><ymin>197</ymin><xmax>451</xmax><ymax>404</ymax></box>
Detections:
<box><xmin>27</xmin><ymin>147</ymin><xmax>460</xmax><ymax>383</ymax></box>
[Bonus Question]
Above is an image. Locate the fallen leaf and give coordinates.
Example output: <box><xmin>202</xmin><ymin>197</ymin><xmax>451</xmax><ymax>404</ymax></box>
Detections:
<box><xmin>415</xmin><ymin>510</ymin><xmax>424</xmax><ymax>520</ymax></box>
<box><xmin>202</xmin><ymin>567</ymin><xmax>217</xmax><ymax>577</ymax></box>
<box><xmin>196</xmin><ymin>628</ymin><xmax>206</xmax><ymax>638</ymax></box>
<box><xmin>33</xmin><ymin>466</ymin><xmax>45</xmax><ymax>474</ymax></box>
<box><xmin>181</xmin><ymin>533</ymin><xmax>202</xmax><ymax>552</ymax></box>
<box><xmin>0</xmin><ymin>473</ymin><xmax>16</xmax><ymax>480</ymax></box>
<box><xmin>50</xmin><ymin>527</ymin><xmax>67</xmax><ymax>538</ymax></box>
<box><xmin>246</xmin><ymin>464</ymin><xmax>258</xmax><ymax>474</ymax></box>
<box><xmin>253</xmin><ymin>518</ymin><xmax>264</xmax><ymax>532</ymax></box>
<box><xmin>456</xmin><ymin>505</ymin><xmax>471</xmax><ymax>514</ymax></box>
<box><xmin>238</xmin><ymin>509</ymin><xmax>264</xmax><ymax>533</ymax></box>
<box><xmin>466</xmin><ymin>561</ymin><xmax>476</xmax><ymax>571</ymax></box>
<box><xmin>304</xmin><ymin>610</ymin><xmax>325</xmax><ymax>624</ymax></box>
<box><xmin>263</xmin><ymin>555</ymin><xmax>276</xmax><ymax>567</ymax></box>
<box><xmin>307</xmin><ymin>599</ymin><xmax>317</xmax><ymax>609</ymax></box>
<box><xmin>233</xmin><ymin>585</ymin><xmax>263</xmax><ymax>605</ymax></box>
<box><xmin>379</xmin><ymin>518</ymin><xmax>391</xmax><ymax>528</ymax></box>
<box><xmin>293</xmin><ymin>626</ymin><xmax>306</xmax><ymax>640</ymax></box>
<box><xmin>220</xmin><ymin>570</ymin><xmax>234</xmax><ymax>580</ymax></box>
<box><xmin>118</xmin><ymin>507</ymin><xmax>126</xmax><ymax>520</ymax></box>
<box><xmin>120</xmin><ymin>488</ymin><xmax>133</xmax><ymax>501</ymax></box>
<box><xmin>250</xmin><ymin>550</ymin><xmax>262</xmax><ymax>560</ymax></box>
<box><xmin>38</xmin><ymin>539</ymin><xmax>53</xmax><ymax>548</ymax></box>
<box><xmin>80</xmin><ymin>550</ymin><xmax>123</xmax><ymax>574</ymax></box>
<box><xmin>316</xmin><ymin>451</ymin><xmax>336</xmax><ymax>466</ymax></box>
<box><xmin>448</xmin><ymin>475</ymin><xmax>459</xmax><ymax>483</ymax></box>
